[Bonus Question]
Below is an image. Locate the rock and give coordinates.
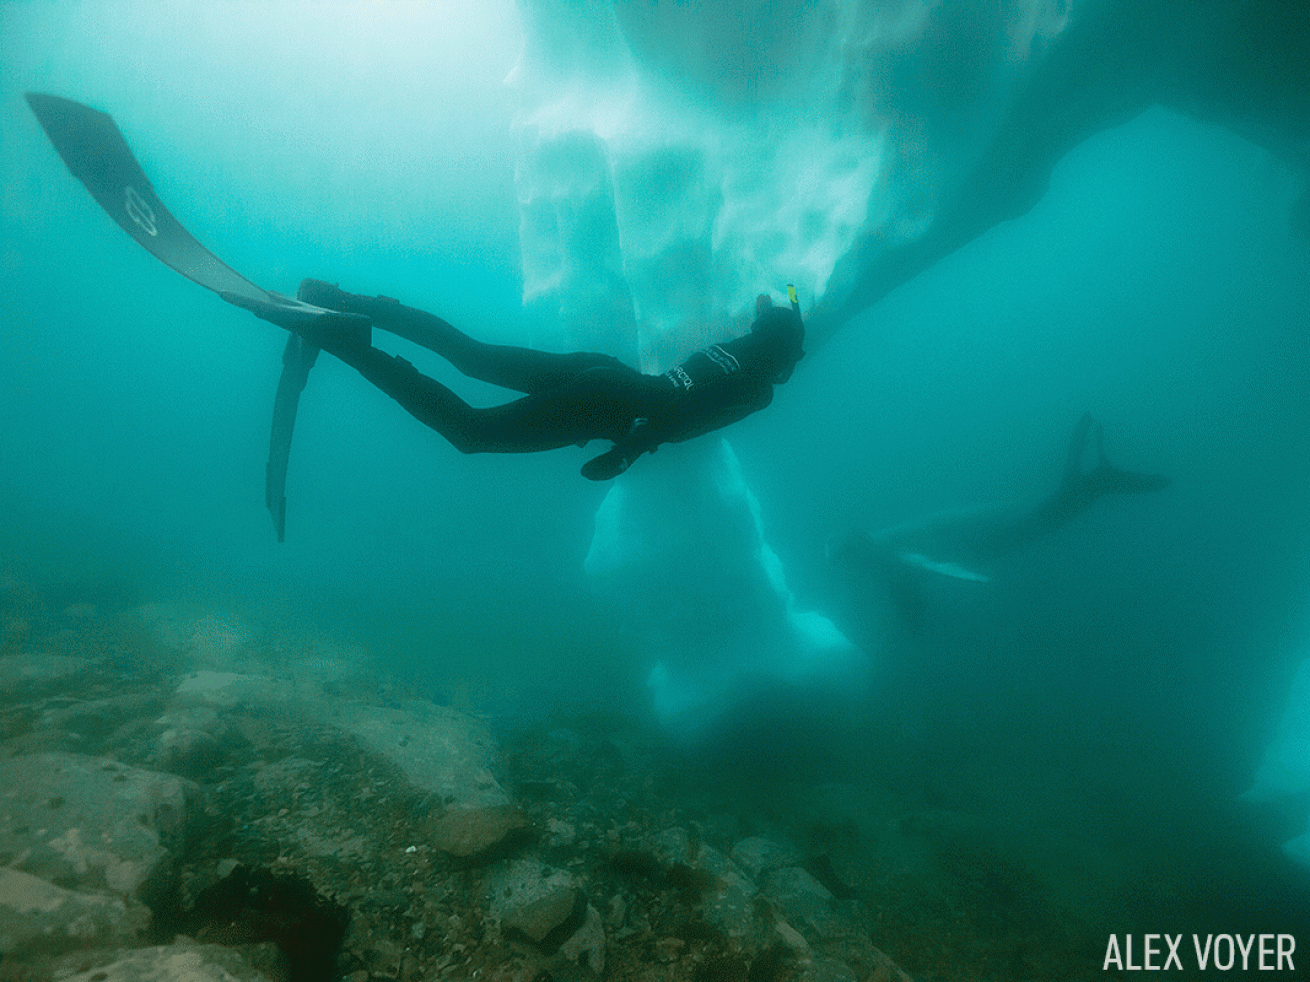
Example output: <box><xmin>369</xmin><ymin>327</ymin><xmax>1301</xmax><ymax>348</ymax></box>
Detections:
<box><xmin>429</xmin><ymin>804</ymin><xmax>526</xmax><ymax>859</ymax></box>
<box><xmin>319</xmin><ymin>700</ymin><xmax>520</xmax><ymax>857</ymax></box>
<box><xmin>38</xmin><ymin>693</ymin><xmax>163</xmax><ymax>738</ymax></box>
<box><xmin>543</xmin><ymin>728</ymin><xmax>582</xmax><ymax>762</ymax></box>
<box><xmin>342</xmin><ymin>911</ymin><xmax>405</xmax><ymax>980</ymax></box>
<box><xmin>0</xmin><ymin>867</ymin><xmax>150</xmax><ymax>958</ymax></box>
<box><xmin>141</xmin><ymin>605</ymin><xmax>364</xmax><ymax>690</ymax></box>
<box><xmin>647</xmin><ymin>828</ymin><xmax>761</xmax><ymax>941</ymax></box>
<box><xmin>174</xmin><ymin>671</ymin><xmax>287</xmax><ymax>710</ymax></box>
<box><xmin>151</xmin><ymin>706</ymin><xmax>239</xmax><ymax>780</ymax></box>
<box><xmin>546</xmin><ymin>818</ymin><xmax>577</xmax><ymax>848</ymax></box>
<box><xmin>773</xmin><ymin>918</ymin><xmax>810</xmax><ymax>955</ymax></box>
<box><xmin>697</xmin><ymin>854</ymin><xmax>760</xmax><ymax>940</ymax></box>
<box><xmin>605</xmin><ymin>893</ymin><xmax>626</xmax><ymax>929</ymax></box>
<box><xmin>556</xmin><ymin>903</ymin><xmax>606</xmax><ymax>975</ymax></box>
<box><xmin>760</xmin><ymin>866</ymin><xmax>835</xmax><ymax>933</ymax></box>
<box><xmin>182</xmin><ymin>616</ymin><xmax>253</xmax><ymax>667</ymax></box>
<box><xmin>135</xmin><ymin>606</ymin><xmax>254</xmax><ymax>670</ymax></box>
<box><xmin>174</xmin><ymin>670</ymin><xmax>524</xmax><ymax>858</ymax></box>
<box><xmin>730</xmin><ymin>836</ymin><xmax>803</xmax><ymax>878</ymax></box>
<box><xmin>806</xmin><ymin>956</ymin><xmax>859</xmax><ymax>982</ymax></box>
<box><xmin>325</xmin><ymin>700</ymin><xmax>507</xmax><ymax>809</ymax></box>
<box><xmin>0</xmin><ymin>752</ymin><xmax>198</xmax><ymax>901</ymax></box>
<box><xmin>155</xmin><ymin>725</ymin><xmax>224</xmax><ymax>778</ymax></box>
<box><xmin>249</xmin><ymin>757</ymin><xmax>371</xmax><ymax>861</ymax></box>
<box><xmin>0</xmin><ymin>652</ymin><xmax>95</xmax><ymax>698</ymax></box>
<box><xmin>645</xmin><ymin>827</ymin><xmax>695</xmax><ymax>867</ymax></box>
<box><xmin>489</xmin><ymin>859</ymin><xmax>580</xmax><ymax>944</ymax></box>
<box><xmin>862</xmin><ymin>947</ymin><xmax>914</xmax><ymax>982</ymax></box>
<box><xmin>54</xmin><ymin>936</ymin><xmax>274</xmax><ymax>981</ymax></box>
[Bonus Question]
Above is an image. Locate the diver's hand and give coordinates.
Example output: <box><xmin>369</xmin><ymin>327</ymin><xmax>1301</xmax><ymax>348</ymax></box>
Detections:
<box><xmin>581</xmin><ymin>447</ymin><xmax>636</xmax><ymax>481</ymax></box>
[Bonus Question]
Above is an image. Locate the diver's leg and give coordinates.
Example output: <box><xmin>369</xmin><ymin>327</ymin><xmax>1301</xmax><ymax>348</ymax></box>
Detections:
<box><xmin>225</xmin><ymin>289</ymin><xmax>639</xmax><ymax>454</ymax></box>
<box><xmin>328</xmin><ymin>344</ymin><xmax>635</xmax><ymax>454</ymax></box>
<box><xmin>298</xmin><ymin>279</ymin><xmax>623</xmax><ymax>394</ymax></box>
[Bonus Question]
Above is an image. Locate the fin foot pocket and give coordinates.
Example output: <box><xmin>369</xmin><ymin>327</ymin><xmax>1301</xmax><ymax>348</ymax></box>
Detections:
<box><xmin>298</xmin><ymin>278</ymin><xmax>400</xmax><ymax>318</ymax></box>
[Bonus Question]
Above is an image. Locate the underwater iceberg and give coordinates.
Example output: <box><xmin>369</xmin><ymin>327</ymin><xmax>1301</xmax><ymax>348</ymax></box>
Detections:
<box><xmin>507</xmin><ymin>0</ymin><xmax>1310</xmax><ymax>733</ymax></box>
<box><xmin>1242</xmin><ymin>656</ymin><xmax>1310</xmax><ymax>868</ymax></box>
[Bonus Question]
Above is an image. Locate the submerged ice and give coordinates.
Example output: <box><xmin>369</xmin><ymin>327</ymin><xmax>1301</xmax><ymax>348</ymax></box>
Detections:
<box><xmin>1244</xmin><ymin>655</ymin><xmax>1310</xmax><ymax>868</ymax></box>
<box><xmin>507</xmin><ymin>0</ymin><xmax>1310</xmax><ymax>858</ymax></box>
<box><xmin>508</xmin><ymin>0</ymin><xmax>1079</xmax><ymax>731</ymax></box>
<box><xmin>510</xmin><ymin>0</ymin><xmax>1073</xmax><ymax>354</ymax></box>
<box><xmin>585</xmin><ymin>438</ymin><xmax>864</xmax><ymax>735</ymax></box>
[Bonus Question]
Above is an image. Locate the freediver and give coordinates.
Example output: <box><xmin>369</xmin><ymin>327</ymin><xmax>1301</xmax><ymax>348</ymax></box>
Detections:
<box><xmin>230</xmin><ymin>284</ymin><xmax>805</xmax><ymax>482</ymax></box>
<box><xmin>22</xmin><ymin>92</ymin><xmax>803</xmax><ymax>492</ymax></box>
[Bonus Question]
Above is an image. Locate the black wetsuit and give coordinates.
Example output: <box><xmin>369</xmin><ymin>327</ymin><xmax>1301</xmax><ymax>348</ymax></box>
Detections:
<box><xmin>304</xmin><ymin>285</ymin><xmax>803</xmax><ymax>479</ymax></box>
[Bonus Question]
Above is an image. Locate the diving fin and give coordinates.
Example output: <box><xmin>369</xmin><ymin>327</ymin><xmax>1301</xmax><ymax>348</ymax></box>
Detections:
<box><xmin>267</xmin><ymin>334</ymin><xmax>321</xmax><ymax>543</ymax></box>
<box><xmin>27</xmin><ymin>92</ymin><xmax>343</xmax><ymax>542</ymax></box>
<box><xmin>25</xmin><ymin>92</ymin><xmax>333</xmax><ymax>327</ymax></box>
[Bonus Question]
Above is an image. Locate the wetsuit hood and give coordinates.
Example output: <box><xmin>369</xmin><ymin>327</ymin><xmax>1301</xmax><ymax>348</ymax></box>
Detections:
<box><xmin>750</xmin><ymin>305</ymin><xmax>805</xmax><ymax>383</ymax></box>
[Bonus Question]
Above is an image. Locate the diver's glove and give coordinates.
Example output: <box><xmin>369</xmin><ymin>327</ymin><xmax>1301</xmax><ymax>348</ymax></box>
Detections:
<box><xmin>582</xmin><ymin>447</ymin><xmax>638</xmax><ymax>481</ymax></box>
<box><xmin>581</xmin><ymin>418</ymin><xmax>658</xmax><ymax>480</ymax></box>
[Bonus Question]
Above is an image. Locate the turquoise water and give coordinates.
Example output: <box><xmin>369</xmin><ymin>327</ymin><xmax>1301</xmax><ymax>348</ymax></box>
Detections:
<box><xmin>3</xmin><ymin>3</ymin><xmax>1310</xmax><ymax>971</ymax></box>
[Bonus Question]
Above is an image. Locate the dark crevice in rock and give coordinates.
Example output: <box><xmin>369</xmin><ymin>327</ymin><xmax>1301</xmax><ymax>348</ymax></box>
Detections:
<box><xmin>172</xmin><ymin>866</ymin><xmax>349</xmax><ymax>982</ymax></box>
<box><xmin>746</xmin><ymin>943</ymin><xmax>792</xmax><ymax>982</ymax></box>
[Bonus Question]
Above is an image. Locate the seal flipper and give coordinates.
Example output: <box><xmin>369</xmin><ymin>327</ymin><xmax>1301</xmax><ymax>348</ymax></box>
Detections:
<box><xmin>898</xmin><ymin>552</ymin><xmax>992</xmax><ymax>583</ymax></box>
<box><xmin>1062</xmin><ymin>413</ymin><xmax>1170</xmax><ymax>499</ymax></box>
<box><xmin>1083</xmin><ymin>416</ymin><xmax>1171</xmax><ymax>497</ymax></box>
<box><xmin>1062</xmin><ymin>412</ymin><xmax>1096</xmax><ymax>486</ymax></box>
<box><xmin>1088</xmin><ymin>463</ymin><xmax>1172</xmax><ymax>496</ymax></box>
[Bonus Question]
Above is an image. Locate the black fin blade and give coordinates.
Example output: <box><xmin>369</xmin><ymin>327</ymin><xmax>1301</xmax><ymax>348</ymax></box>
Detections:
<box><xmin>266</xmin><ymin>334</ymin><xmax>321</xmax><ymax>543</ymax></box>
<box><xmin>26</xmin><ymin>91</ymin><xmax>269</xmax><ymax>303</ymax></box>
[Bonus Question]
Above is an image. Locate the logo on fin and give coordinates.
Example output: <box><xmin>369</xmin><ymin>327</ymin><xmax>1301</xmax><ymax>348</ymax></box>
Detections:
<box><xmin>124</xmin><ymin>185</ymin><xmax>158</xmax><ymax>237</ymax></box>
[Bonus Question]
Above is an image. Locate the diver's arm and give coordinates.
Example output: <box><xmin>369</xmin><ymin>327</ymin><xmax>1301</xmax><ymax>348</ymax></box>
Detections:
<box><xmin>580</xmin><ymin>382</ymin><xmax>773</xmax><ymax>481</ymax></box>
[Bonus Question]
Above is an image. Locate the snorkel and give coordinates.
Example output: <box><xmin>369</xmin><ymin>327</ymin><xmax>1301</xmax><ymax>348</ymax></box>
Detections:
<box><xmin>749</xmin><ymin>286</ymin><xmax>805</xmax><ymax>383</ymax></box>
<box><xmin>773</xmin><ymin>283</ymin><xmax>805</xmax><ymax>383</ymax></box>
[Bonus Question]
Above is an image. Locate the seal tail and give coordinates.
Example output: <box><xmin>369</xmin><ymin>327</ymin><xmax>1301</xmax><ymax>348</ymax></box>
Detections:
<box><xmin>1064</xmin><ymin>413</ymin><xmax>1171</xmax><ymax>498</ymax></box>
